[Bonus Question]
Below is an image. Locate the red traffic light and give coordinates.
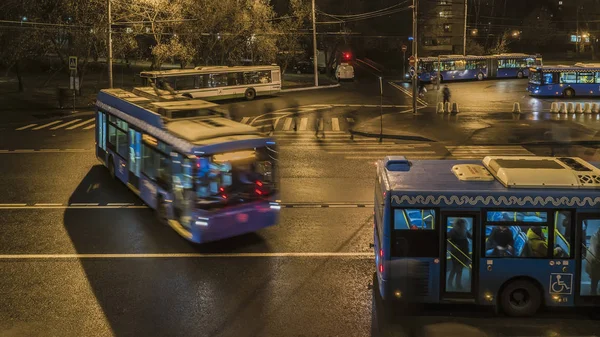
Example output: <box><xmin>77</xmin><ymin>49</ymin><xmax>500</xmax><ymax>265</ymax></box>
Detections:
<box><xmin>343</xmin><ymin>52</ymin><xmax>351</xmax><ymax>59</ymax></box>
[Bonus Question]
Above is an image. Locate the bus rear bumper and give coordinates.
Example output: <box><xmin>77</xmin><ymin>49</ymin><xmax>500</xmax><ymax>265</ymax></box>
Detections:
<box><xmin>190</xmin><ymin>201</ymin><xmax>279</xmax><ymax>243</ymax></box>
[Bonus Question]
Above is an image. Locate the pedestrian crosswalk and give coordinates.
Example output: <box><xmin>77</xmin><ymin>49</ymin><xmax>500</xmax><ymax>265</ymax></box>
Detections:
<box><xmin>446</xmin><ymin>145</ymin><xmax>534</xmax><ymax>159</ymax></box>
<box><xmin>239</xmin><ymin>116</ymin><xmax>355</xmax><ymax>132</ymax></box>
<box><xmin>15</xmin><ymin>118</ymin><xmax>95</xmax><ymax>131</ymax></box>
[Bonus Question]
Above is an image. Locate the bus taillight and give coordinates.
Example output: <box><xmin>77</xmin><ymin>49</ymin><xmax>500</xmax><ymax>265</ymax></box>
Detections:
<box><xmin>379</xmin><ymin>263</ymin><xmax>384</xmax><ymax>273</ymax></box>
<box><xmin>379</xmin><ymin>249</ymin><xmax>383</xmax><ymax>257</ymax></box>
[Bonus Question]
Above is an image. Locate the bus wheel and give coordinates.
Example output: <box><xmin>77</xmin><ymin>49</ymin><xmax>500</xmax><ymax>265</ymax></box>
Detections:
<box><xmin>517</xmin><ymin>71</ymin><xmax>524</xmax><ymax>79</ymax></box>
<box><xmin>244</xmin><ymin>88</ymin><xmax>256</xmax><ymax>101</ymax></box>
<box><xmin>563</xmin><ymin>88</ymin><xmax>575</xmax><ymax>98</ymax></box>
<box><xmin>477</xmin><ymin>72</ymin><xmax>484</xmax><ymax>81</ymax></box>
<box><xmin>108</xmin><ymin>156</ymin><xmax>115</xmax><ymax>179</ymax></box>
<box><xmin>500</xmin><ymin>280</ymin><xmax>542</xmax><ymax>317</ymax></box>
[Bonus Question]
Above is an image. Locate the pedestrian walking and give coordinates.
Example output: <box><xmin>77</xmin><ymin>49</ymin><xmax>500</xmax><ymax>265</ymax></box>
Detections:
<box><xmin>345</xmin><ymin>110</ymin><xmax>356</xmax><ymax>140</ymax></box>
<box><xmin>442</xmin><ymin>85</ymin><xmax>451</xmax><ymax>104</ymax></box>
<box><xmin>263</xmin><ymin>102</ymin><xmax>275</xmax><ymax>135</ymax></box>
<box><xmin>314</xmin><ymin>110</ymin><xmax>325</xmax><ymax>138</ymax></box>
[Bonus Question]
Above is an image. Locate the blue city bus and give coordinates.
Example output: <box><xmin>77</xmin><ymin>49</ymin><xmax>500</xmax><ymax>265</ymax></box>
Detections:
<box><xmin>95</xmin><ymin>89</ymin><xmax>280</xmax><ymax>243</ymax></box>
<box><xmin>418</xmin><ymin>54</ymin><xmax>541</xmax><ymax>82</ymax></box>
<box><xmin>527</xmin><ymin>64</ymin><xmax>600</xmax><ymax>98</ymax></box>
<box><xmin>374</xmin><ymin>155</ymin><xmax>600</xmax><ymax>316</ymax></box>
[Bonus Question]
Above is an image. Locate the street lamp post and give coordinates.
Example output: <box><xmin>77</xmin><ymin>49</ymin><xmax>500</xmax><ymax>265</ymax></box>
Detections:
<box><xmin>412</xmin><ymin>0</ymin><xmax>418</xmax><ymax>114</ymax></box>
<box><xmin>107</xmin><ymin>0</ymin><xmax>113</xmax><ymax>88</ymax></box>
<box><xmin>463</xmin><ymin>0</ymin><xmax>467</xmax><ymax>55</ymax></box>
<box><xmin>311</xmin><ymin>0</ymin><xmax>318</xmax><ymax>87</ymax></box>
<box><xmin>379</xmin><ymin>76</ymin><xmax>383</xmax><ymax>143</ymax></box>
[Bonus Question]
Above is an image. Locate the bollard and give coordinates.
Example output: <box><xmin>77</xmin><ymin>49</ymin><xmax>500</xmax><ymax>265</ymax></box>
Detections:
<box><xmin>584</xmin><ymin>103</ymin><xmax>592</xmax><ymax>113</ymax></box>
<box><xmin>592</xmin><ymin>103</ymin><xmax>600</xmax><ymax>113</ymax></box>
<box><xmin>550</xmin><ymin>102</ymin><xmax>559</xmax><ymax>113</ymax></box>
<box><xmin>575</xmin><ymin>103</ymin><xmax>583</xmax><ymax>113</ymax></box>
<box><xmin>444</xmin><ymin>102</ymin><xmax>451</xmax><ymax>113</ymax></box>
<box><xmin>512</xmin><ymin>102</ymin><xmax>521</xmax><ymax>113</ymax></box>
<box><xmin>451</xmin><ymin>102</ymin><xmax>459</xmax><ymax>114</ymax></box>
<box><xmin>567</xmin><ymin>102</ymin><xmax>575</xmax><ymax>113</ymax></box>
<box><xmin>437</xmin><ymin>102</ymin><xmax>444</xmax><ymax>114</ymax></box>
<box><xmin>558</xmin><ymin>102</ymin><xmax>567</xmax><ymax>113</ymax></box>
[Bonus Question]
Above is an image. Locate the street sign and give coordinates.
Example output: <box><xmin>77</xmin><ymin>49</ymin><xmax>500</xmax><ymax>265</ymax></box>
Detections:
<box><xmin>409</xmin><ymin>56</ymin><xmax>416</xmax><ymax>67</ymax></box>
<box><xmin>69</xmin><ymin>56</ymin><xmax>77</xmax><ymax>70</ymax></box>
<box><xmin>402</xmin><ymin>45</ymin><xmax>407</xmax><ymax>53</ymax></box>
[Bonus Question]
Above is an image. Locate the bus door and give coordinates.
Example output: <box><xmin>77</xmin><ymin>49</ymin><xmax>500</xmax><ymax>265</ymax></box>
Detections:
<box><xmin>441</xmin><ymin>212</ymin><xmax>478</xmax><ymax>300</ymax></box>
<box><xmin>488</xmin><ymin>58</ymin><xmax>498</xmax><ymax>78</ymax></box>
<box><xmin>389</xmin><ymin>208</ymin><xmax>440</xmax><ymax>303</ymax></box>
<box><xmin>577</xmin><ymin>213</ymin><xmax>600</xmax><ymax>304</ymax></box>
<box><xmin>128</xmin><ymin>128</ymin><xmax>142</xmax><ymax>189</ymax></box>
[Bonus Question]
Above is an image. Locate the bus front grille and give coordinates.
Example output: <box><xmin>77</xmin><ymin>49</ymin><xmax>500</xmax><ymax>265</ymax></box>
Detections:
<box><xmin>409</xmin><ymin>262</ymin><xmax>430</xmax><ymax>297</ymax></box>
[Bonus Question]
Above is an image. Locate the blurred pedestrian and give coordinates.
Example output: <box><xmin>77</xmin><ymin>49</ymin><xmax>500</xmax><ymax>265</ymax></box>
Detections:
<box><xmin>442</xmin><ymin>85</ymin><xmax>451</xmax><ymax>104</ymax></box>
<box><xmin>345</xmin><ymin>110</ymin><xmax>357</xmax><ymax>140</ymax></box>
<box><xmin>314</xmin><ymin>109</ymin><xmax>325</xmax><ymax>138</ymax></box>
<box><xmin>447</xmin><ymin>218</ymin><xmax>472</xmax><ymax>290</ymax></box>
<box><xmin>263</xmin><ymin>102</ymin><xmax>275</xmax><ymax>135</ymax></box>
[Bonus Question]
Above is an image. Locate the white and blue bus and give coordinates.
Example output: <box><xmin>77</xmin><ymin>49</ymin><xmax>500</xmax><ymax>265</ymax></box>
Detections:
<box><xmin>95</xmin><ymin>89</ymin><xmax>280</xmax><ymax>243</ymax></box>
<box><xmin>139</xmin><ymin>65</ymin><xmax>281</xmax><ymax>101</ymax></box>
<box><xmin>418</xmin><ymin>54</ymin><xmax>541</xmax><ymax>82</ymax></box>
<box><xmin>527</xmin><ymin>64</ymin><xmax>600</xmax><ymax>98</ymax></box>
<box><xmin>374</xmin><ymin>155</ymin><xmax>600</xmax><ymax>316</ymax></box>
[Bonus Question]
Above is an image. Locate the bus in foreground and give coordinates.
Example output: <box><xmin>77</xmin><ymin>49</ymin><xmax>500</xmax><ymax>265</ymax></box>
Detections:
<box><xmin>374</xmin><ymin>155</ymin><xmax>600</xmax><ymax>316</ymax></box>
<box><xmin>527</xmin><ymin>64</ymin><xmax>600</xmax><ymax>98</ymax></box>
<box><xmin>418</xmin><ymin>54</ymin><xmax>541</xmax><ymax>82</ymax></box>
<box><xmin>139</xmin><ymin>65</ymin><xmax>281</xmax><ymax>101</ymax></box>
<box><xmin>95</xmin><ymin>89</ymin><xmax>280</xmax><ymax>243</ymax></box>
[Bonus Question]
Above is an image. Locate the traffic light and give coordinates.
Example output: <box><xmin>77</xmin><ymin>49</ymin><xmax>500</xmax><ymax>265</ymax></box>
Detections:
<box><xmin>343</xmin><ymin>52</ymin><xmax>351</xmax><ymax>60</ymax></box>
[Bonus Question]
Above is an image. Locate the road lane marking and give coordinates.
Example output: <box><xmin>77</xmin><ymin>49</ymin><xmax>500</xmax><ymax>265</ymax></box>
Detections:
<box><xmin>240</xmin><ymin>117</ymin><xmax>250</xmax><ymax>124</ymax></box>
<box><xmin>282</xmin><ymin>117</ymin><xmax>292</xmax><ymax>131</ymax></box>
<box><xmin>0</xmin><ymin>252</ymin><xmax>372</xmax><ymax>259</ymax></box>
<box><xmin>0</xmin><ymin>203</ymin><xmax>27</xmax><ymax>207</ymax></box>
<box><xmin>34</xmin><ymin>203</ymin><xmax>63</xmax><ymax>206</ymax></box>
<box><xmin>50</xmin><ymin>119</ymin><xmax>81</xmax><ymax>130</ymax></box>
<box><xmin>299</xmin><ymin>118</ymin><xmax>308</xmax><ymax>131</ymax></box>
<box><xmin>16</xmin><ymin>124</ymin><xmax>37</xmax><ymax>130</ymax></box>
<box><xmin>0</xmin><ymin>149</ymin><xmax>93</xmax><ymax>154</ymax></box>
<box><xmin>331</xmin><ymin>117</ymin><xmax>340</xmax><ymax>131</ymax></box>
<box><xmin>66</xmin><ymin>119</ymin><xmax>94</xmax><ymax>130</ymax></box>
<box><xmin>107</xmin><ymin>203</ymin><xmax>135</xmax><ymax>206</ymax></box>
<box><xmin>0</xmin><ymin>202</ymin><xmax>374</xmax><ymax>209</ymax></box>
<box><xmin>32</xmin><ymin>120</ymin><xmax>63</xmax><ymax>130</ymax></box>
<box><xmin>83</xmin><ymin>123</ymin><xmax>96</xmax><ymax>130</ymax></box>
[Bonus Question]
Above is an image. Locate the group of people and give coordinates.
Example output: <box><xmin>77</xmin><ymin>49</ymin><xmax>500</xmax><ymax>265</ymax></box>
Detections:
<box><xmin>417</xmin><ymin>79</ymin><xmax>451</xmax><ymax>104</ymax></box>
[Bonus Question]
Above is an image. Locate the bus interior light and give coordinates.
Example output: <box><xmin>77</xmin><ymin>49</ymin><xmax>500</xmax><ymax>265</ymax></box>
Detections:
<box><xmin>213</xmin><ymin>150</ymin><xmax>256</xmax><ymax>163</ymax></box>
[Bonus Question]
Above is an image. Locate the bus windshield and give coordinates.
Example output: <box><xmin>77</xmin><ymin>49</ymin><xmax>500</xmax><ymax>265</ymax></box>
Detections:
<box><xmin>195</xmin><ymin>146</ymin><xmax>277</xmax><ymax>209</ymax></box>
<box><xmin>529</xmin><ymin>71</ymin><xmax>542</xmax><ymax>84</ymax></box>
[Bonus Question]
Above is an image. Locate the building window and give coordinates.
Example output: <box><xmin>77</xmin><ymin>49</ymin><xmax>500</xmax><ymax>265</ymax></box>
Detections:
<box><xmin>444</xmin><ymin>24</ymin><xmax>452</xmax><ymax>33</ymax></box>
<box><xmin>439</xmin><ymin>0</ymin><xmax>452</xmax><ymax>4</ymax></box>
<box><xmin>439</xmin><ymin>10</ymin><xmax>453</xmax><ymax>18</ymax></box>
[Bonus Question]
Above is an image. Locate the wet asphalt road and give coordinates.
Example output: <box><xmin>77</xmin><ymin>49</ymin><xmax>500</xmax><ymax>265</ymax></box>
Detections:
<box><xmin>0</xmin><ymin>68</ymin><xmax>600</xmax><ymax>337</ymax></box>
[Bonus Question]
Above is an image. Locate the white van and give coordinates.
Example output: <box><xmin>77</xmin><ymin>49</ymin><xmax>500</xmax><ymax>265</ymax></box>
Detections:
<box><xmin>335</xmin><ymin>63</ymin><xmax>355</xmax><ymax>81</ymax></box>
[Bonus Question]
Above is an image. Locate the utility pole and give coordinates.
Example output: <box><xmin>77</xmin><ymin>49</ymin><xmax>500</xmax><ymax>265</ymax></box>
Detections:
<box><xmin>312</xmin><ymin>0</ymin><xmax>319</xmax><ymax>87</ymax></box>
<box><xmin>412</xmin><ymin>0</ymin><xmax>418</xmax><ymax>114</ymax></box>
<box><xmin>463</xmin><ymin>0</ymin><xmax>468</xmax><ymax>55</ymax></box>
<box><xmin>107</xmin><ymin>0</ymin><xmax>113</xmax><ymax>88</ymax></box>
<box><xmin>576</xmin><ymin>1</ymin><xmax>580</xmax><ymax>55</ymax></box>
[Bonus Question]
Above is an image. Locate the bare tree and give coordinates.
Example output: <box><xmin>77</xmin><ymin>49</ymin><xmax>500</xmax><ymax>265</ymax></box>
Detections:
<box><xmin>275</xmin><ymin>0</ymin><xmax>310</xmax><ymax>73</ymax></box>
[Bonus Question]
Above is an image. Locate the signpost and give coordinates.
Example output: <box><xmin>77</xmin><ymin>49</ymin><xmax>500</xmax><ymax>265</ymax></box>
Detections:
<box><xmin>68</xmin><ymin>56</ymin><xmax>78</xmax><ymax>113</ymax></box>
<box><xmin>401</xmin><ymin>45</ymin><xmax>407</xmax><ymax>79</ymax></box>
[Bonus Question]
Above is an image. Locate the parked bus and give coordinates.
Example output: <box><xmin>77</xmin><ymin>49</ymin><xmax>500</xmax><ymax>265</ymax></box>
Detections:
<box><xmin>139</xmin><ymin>65</ymin><xmax>281</xmax><ymax>101</ymax></box>
<box><xmin>527</xmin><ymin>64</ymin><xmax>600</xmax><ymax>98</ymax></box>
<box><xmin>95</xmin><ymin>88</ymin><xmax>280</xmax><ymax>243</ymax></box>
<box><xmin>418</xmin><ymin>54</ymin><xmax>541</xmax><ymax>82</ymax></box>
<box><xmin>374</xmin><ymin>155</ymin><xmax>600</xmax><ymax>316</ymax></box>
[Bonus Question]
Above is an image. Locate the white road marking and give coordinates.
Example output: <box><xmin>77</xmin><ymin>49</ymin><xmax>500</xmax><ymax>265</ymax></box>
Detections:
<box><xmin>34</xmin><ymin>203</ymin><xmax>63</xmax><ymax>206</ymax></box>
<box><xmin>32</xmin><ymin>120</ymin><xmax>63</xmax><ymax>130</ymax></box>
<box><xmin>83</xmin><ymin>124</ymin><xmax>96</xmax><ymax>130</ymax></box>
<box><xmin>331</xmin><ymin>117</ymin><xmax>340</xmax><ymax>131</ymax></box>
<box><xmin>241</xmin><ymin>117</ymin><xmax>250</xmax><ymax>124</ymax></box>
<box><xmin>0</xmin><ymin>149</ymin><xmax>93</xmax><ymax>154</ymax></box>
<box><xmin>299</xmin><ymin>118</ymin><xmax>308</xmax><ymax>131</ymax></box>
<box><xmin>0</xmin><ymin>203</ymin><xmax>27</xmax><ymax>207</ymax></box>
<box><xmin>107</xmin><ymin>203</ymin><xmax>135</xmax><ymax>206</ymax></box>
<box><xmin>16</xmin><ymin>124</ymin><xmax>37</xmax><ymax>131</ymax></box>
<box><xmin>66</xmin><ymin>119</ymin><xmax>94</xmax><ymax>130</ymax></box>
<box><xmin>0</xmin><ymin>252</ymin><xmax>372</xmax><ymax>259</ymax></box>
<box><xmin>50</xmin><ymin>119</ymin><xmax>81</xmax><ymax>130</ymax></box>
<box><xmin>282</xmin><ymin>117</ymin><xmax>293</xmax><ymax>131</ymax></box>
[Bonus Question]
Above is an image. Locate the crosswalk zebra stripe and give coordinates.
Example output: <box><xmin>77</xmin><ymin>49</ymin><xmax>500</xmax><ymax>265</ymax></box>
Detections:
<box><xmin>16</xmin><ymin>124</ymin><xmax>37</xmax><ymax>131</ymax></box>
<box><xmin>241</xmin><ymin>117</ymin><xmax>250</xmax><ymax>124</ymax></box>
<box><xmin>32</xmin><ymin>120</ymin><xmax>63</xmax><ymax>130</ymax></box>
<box><xmin>66</xmin><ymin>119</ymin><xmax>95</xmax><ymax>130</ymax></box>
<box><xmin>331</xmin><ymin>118</ymin><xmax>340</xmax><ymax>131</ymax></box>
<box><xmin>282</xmin><ymin>118</ymin><xmax>292</xmax><ymax>131</ymax></box>
<box><xmin>50</xmin><ymin>119</ymin><xmax>82</xmax><ymax>130</ymax></box>
<box><xmin>346</xmin><ymin>117</ymin><xmax>355</xmax><ymax>123</ymax></box>
<box><xmin>299</xmin><ymin>118</ymin><xmax>308</xmax><ymax>131</ymax></box>
<box><xmin>83</xmin><ymin>123</ymin><xmax>96</xmax><ymax>130</ymax></box>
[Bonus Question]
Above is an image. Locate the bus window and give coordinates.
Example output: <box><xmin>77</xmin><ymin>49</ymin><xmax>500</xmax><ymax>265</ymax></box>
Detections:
<box><xmin>543</xmin><ymin>73</ymin><xmax>555</xmax><ymax>84</ymax></box>
<box><xmin>227</xmin><ymin>72</ymin><xmax>243</xmax><ymax>86</ymax></box>
<box><xmin>440</xmin><ymin>61</ymin><xmax>454</xmax><ymax>71</ymax></box>
<box><xmin>596</xmin><ymin>72</ymin><xmax>600</xmax><ymax>84</ymax></box>
<box><xmin>176</xmin><ymin>76</ymin><xmax>196</xmax><ymax>90</ymax></box>
<box><xmin>554</xmin><ymin>211</ymin><xmax>572</xmax><ymax>258</ymax></box>
<box><xmin>580</xmin><ymin>218</ymin><xmax>600</xmax><ymax>296</ymax></box>
<box><xmin>578</xmin><ymin>72</ymin><xmax>595</xmax><ymax>84</ymax></box>
<box><xmin>454</xmin><ymin>60</ymin><xmax>466</xmax><ymax>71</ymax></box>
<box><xmin>560</xmin><ymin>72</ymin><xmax>577</xmax><ymax>84</ymax></box>
<box><xmin>526</xmin><ymin>58</ymin><xmax>536</xmax><ymax>67</ymax></box>
<box><xmin>485</xmin><ymin>211</ymin><xmax>550</xmax><ymax>258</ymax></box>
<box><xmin>209</xmin><ymin>73</ymin><xmax>228</xmax><ymax>87</ymax></box>
<box><xmin>529</xmin><ymin>72</ymin><xmax>542</xmax><ymax>84</ymax></box>
<box><xmin>394</xmin><ymin>209</ymin><xmax>435</xmax><ymax>230</ymax></box>
<box><xmin>486</xmin><ymin>211</ymin><xmax>547</xmax><ymax>222</ymax></box>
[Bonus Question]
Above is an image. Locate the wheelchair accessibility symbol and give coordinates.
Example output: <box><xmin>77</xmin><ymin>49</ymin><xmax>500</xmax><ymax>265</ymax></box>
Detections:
<box><xmin>549</xmin><ymin>273</ymin><xmax>573</xmax><ymax>295</ymax></box>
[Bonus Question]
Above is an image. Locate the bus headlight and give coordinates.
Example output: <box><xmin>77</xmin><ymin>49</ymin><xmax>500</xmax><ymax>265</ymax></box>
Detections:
<box><xmin>196</xmin><ymin>217</ymin><xmax>209</xmax><ymax>226</ymax></box>
<box><xmin>269</xmin><ymin>202</ymin><xmax>281</xmax><ymax>210</ymax></box>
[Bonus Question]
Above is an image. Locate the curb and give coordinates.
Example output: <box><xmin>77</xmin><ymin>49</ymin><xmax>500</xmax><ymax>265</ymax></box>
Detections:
<box><xmin>350</xmin><ymin>129</ymin><xmax>436</xmax><ymax>142</ymax></box>
<box><xmin>280</xmin><ymin>84</ymin><xmax>341</xmax><ymax>93</ymax></box>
